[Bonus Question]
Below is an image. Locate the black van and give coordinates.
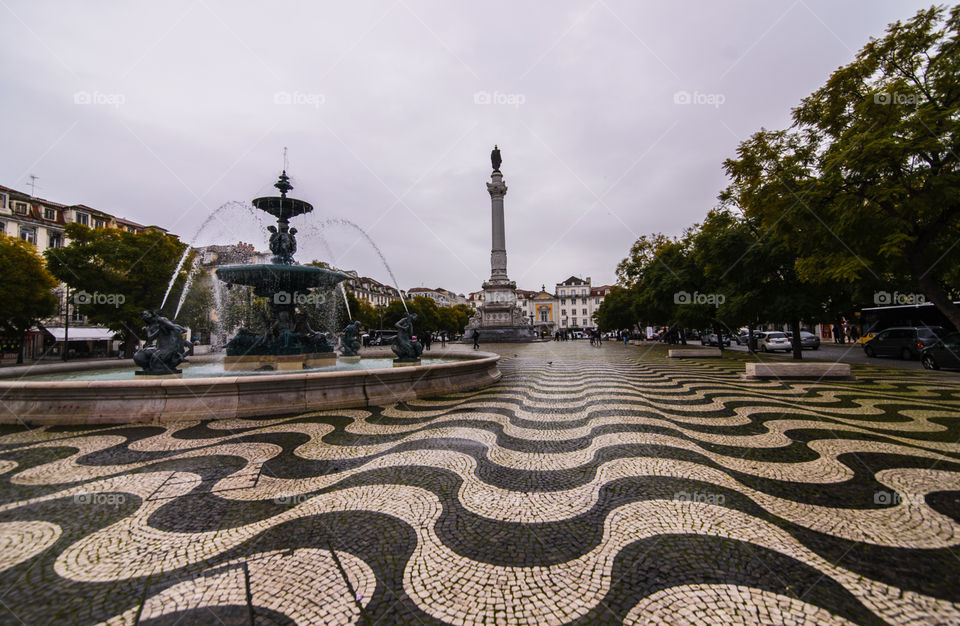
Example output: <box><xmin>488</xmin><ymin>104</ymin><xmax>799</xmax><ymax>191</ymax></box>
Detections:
<box><xmin>862</xmin><ymin>326</ymin><xmax>946</xmax><ymax>360</ymax></box>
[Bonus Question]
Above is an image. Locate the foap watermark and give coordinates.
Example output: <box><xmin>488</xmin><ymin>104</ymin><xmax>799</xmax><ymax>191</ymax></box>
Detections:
<box><xmin>73</xmin><ymin>91</ymin><xmax>125</xmax><ymax>108</ymax></box>
<box><xmin>273</xmin><ymin>493</ymin><xmax>311</xmax><ymax>505</ymax></box>
<box><xmin>874</xmin><ymin>92</ymin><xmax>923</xmax><ymax>107</ymax></box>
<box><xmin>75</xmin><ymin>290</ymin><xmax>126</xmax><ymax>308</ymax></box>
<box><xmin>674</xmin><ymin>290</ymin><xmax>725</xmax><ymax>306</ymax></box>
<box><xmin>473</xmin><ymin>90</ymin><xmax>525</xmax><ymax>108</ymax></box>
<box><xmin>874</xmin><ymin>490</ymin><xmax>924</xmax><ymax>506</ymax></box>
<box><xmin>274</xmin><ymin>91</ymin><xmax>325</xmax><ymax>108</ymax></box>
<box><xmin>874</xmin><ymin>291</ymin><xmax>925</xmax><ymax>306</ymax></box>
<box><xmin>673</xmin><ymin>90</ymin><xmax>725</xmax><ymax>108</ymax></box>
<box><xmin>674</xmin><ymin>490</ymin><xmax>725</xmax><ymax>505</ymax></box>
<box><xmin>273</xmin><ymin>291</ymin><xmax>326</xmax><ymax>306</ymax></box>
<box><xmin>74</xmin><ymin>493</ymin><xmax>126</xmax><ymax>509</ymax></box>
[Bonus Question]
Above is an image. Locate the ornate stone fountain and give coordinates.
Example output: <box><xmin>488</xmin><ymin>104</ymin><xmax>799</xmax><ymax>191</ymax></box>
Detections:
<box><xmin>215</xmin><ymin>171</ymin><xmax>351</xmax><ymax>370</ymax></box>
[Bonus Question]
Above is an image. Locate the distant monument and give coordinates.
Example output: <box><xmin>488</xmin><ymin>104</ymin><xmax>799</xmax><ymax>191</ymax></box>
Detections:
<box><xmin>464</xmin><ymin>146</ymin><xmax>536</xmax><ymax>342</ymax></box>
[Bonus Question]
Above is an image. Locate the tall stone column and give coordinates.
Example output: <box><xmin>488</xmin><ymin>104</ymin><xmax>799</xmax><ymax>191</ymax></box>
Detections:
<box><xmin>487</xmin><ymin>169</ymin><xmax>508</xmax><ymax>283</ymax></box>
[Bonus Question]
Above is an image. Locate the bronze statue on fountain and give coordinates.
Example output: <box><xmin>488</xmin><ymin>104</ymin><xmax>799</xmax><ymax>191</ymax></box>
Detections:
<box><xmin>215</xmin><ymin>170</ymin><xmax>348</xmax><ymax>370</ymax></box>
<box><xmin>392</xmin><ymin>313</ymin><xmax>423</xmax><ymax>365</ymax></box>
<box><xmin>339</xmin><ymin>321</ymin><xmax>362</xmax><ymax>358</ymax></box>
<box><xmin>134</xmin><ymin>310</ymin><xmax>192</xmax><ymax>375</ymax></box>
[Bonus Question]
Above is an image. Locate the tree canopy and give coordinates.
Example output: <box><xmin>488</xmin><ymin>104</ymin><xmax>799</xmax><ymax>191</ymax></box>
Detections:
<box><xmin>0</xmin><ymin>234</ymin><xmax>58</xmax><ymax>362</ymax></box>
<box><xmin>44</xmin><ymin>224</ymin><xmax>189</xmax><ymax>356</ymax></box>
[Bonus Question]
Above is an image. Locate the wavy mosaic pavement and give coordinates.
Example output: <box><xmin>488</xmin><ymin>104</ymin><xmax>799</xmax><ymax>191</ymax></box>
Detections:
<box><xmin>1</xmin><ymin>343</ymin><xmax>960</xmax><ymax>624</ymax></box>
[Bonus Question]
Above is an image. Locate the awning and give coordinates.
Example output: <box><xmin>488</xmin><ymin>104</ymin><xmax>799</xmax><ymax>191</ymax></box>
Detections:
<box><xmin>44</xmin><ymin>327</ymin><xmax>118</xmax><ymax>342</ymax></box>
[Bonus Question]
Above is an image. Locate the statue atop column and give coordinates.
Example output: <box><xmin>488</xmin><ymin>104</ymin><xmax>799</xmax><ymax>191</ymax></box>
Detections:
<box><xmin>490</xmin><ymin>145</ymin><xmax>502</xmax><ymax>172</ymax></box>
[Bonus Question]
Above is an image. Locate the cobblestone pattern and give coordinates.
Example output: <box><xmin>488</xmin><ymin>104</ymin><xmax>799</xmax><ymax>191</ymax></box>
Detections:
<box><xmin>0</xmin><ymin>343</ymin><xmax>959</xmax><ymax>624</ymax></box>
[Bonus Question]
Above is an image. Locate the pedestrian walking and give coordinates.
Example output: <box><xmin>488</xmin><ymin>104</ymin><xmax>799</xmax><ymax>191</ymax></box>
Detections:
<box><xmin>424</xmin><ymin>332</ymin><xmax>432</xmax><ymax>351</ymax></box>
<box><xmin>622</xmin><ymin>330</ymin><xmax>629</xmax><ymax>346</ymax></box>
<box><xmin>473</xmin><ymin>330</ymin><xmax>480</xmax><ymax>350</ymax></box>
<box><xmin>440</xmin><ymin>332</ymin><xmax>446</xmax><ymax>348</ymax></box>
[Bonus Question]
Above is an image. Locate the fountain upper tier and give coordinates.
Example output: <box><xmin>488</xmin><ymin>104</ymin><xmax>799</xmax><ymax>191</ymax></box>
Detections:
<box><xmin>216</xmin><ymin>263</ymin><xmax>350</xmax><ymax>298</ymax></box>
<box><xmin>215</xmin><ymin>169</ymin><xmax>349</xmax><ymax>292</ymax></box>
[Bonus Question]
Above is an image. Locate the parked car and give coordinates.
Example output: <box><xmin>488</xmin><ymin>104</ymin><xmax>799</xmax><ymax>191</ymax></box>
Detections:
<box><xmin>920</xmin><ymin>332</ymin><xmax>960</xmax><ymax>370</ymax></box>
<box><xmin>700</xmin><ymin>333</ymin><xmax>731</xmax><ymax>347</ymax></box>
<box><xmin>785</xmin><ymin>331</ymin><xmax>821</xmax><ymax>350</ymax></box>
<box><xmin>757</xmin><ymin>331</ymin><xmax>791</xmax><ymax>352</ymax></box>
<box><xmin>862</xmin><ymin>326</ymin><xmax>946</xmax><ymax>360</ymax></box>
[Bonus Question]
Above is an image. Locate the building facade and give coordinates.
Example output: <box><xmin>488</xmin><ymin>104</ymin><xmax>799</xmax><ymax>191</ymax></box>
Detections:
<box><xmin>1</xmin><ymin>183</ymin><xmax>171</xmax><ymax>359</ymax></box>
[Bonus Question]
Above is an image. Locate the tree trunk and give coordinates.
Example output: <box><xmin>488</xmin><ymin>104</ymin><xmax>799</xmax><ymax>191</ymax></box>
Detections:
<box><xmin>747</xmin><ymin>327</ymin><xmax>756</xmax><ymax>354</ymax></box>
<box><xmin>790</xmin><ymin>318</ymin><xmax>803</xmax><ymax>360</ymax></box>
<box><xmin>909</xmin><ymin>249</ymin><xmax>960</xmax><ymax>333</ymax></box>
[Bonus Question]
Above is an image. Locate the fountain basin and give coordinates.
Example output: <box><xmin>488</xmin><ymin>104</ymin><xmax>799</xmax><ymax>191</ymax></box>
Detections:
<box><xmin>0</xmin><ymin>350</ymin><xmax>501</xmax><ymax>425</ymax></box>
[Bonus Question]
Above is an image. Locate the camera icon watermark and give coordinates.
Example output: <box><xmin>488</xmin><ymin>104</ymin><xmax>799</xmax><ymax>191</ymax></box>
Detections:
<box><xmin>874</xmin><ymin>92</ymin><xmax>922</xmax><ymax>107</ymax></box>
<box><xmin>873</xmin><ymin>291</ymin><xmax>925</xmax><ymax>305</ymax></box>
<box><xmin>274</xmin><ymin>91</ymin><xmax>325</xmax><ymax>108</ymax></box>
<box><xmin>874</xmin><ymin>490</ymin><xmax>923</xmax><ymax>506</ymax></box>
<box><xmin>273</xmin><ymin>291</ymin><xmax>326</xmax><ymax>306</ymax></box>
<box><xmin>74</xmin><ymin>493</ymin><xmax>126</xmax><ymax>509</ymax></box>
<box><xmin>674</xmin><ymin>290</ymin><xmax>725</xmax><ymax>306</ymax></box>
<box><xmin>73</xmin><ymin>91</ymin><xmax>126</xmax><ymax>109</ymax></box>
<box><xmin>674</xmin><ymin>490</ymin><xmax>725</xmax><ymax>505</ymax></box>
<box><xmin>673</xmin><ymin>90</ymin><xmax>725</xmax><ymax>108</ymax></box>
<box><xmin>74</xmin><ymin>290</ymin><xmax>126</xmax><ymax>308</ymax></box>
<box><xmin>473</xmin><ymin>90</ymin><xmax>526</xmax><ymax>108</ymax></box>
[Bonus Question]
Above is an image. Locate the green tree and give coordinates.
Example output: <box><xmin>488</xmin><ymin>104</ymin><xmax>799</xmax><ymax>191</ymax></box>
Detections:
<box><xmin>344</xmin><ymin>291</ymin><xmax>380</xmax><ymax>330</ymax></box>
<box><xmin>593</xmin><ymin>286</ymin><xmax>638</xmax><ymax>332</ymax></box>
<box><xmin>382</xmin><ymin>296</ymin><xmax>443</xmax><ymax>336</ymax></box>
<box><xmin>44</xmin><ymin>224</ymin><xmax>188</xmax><ymax>357</ymax></box>
<box><xmin>438</xmin><ymin>304</ymin><xmax>473</xmax><ymax>336</ymax></box>
<box><xmin>0</xmin><ymin>234</ymin><xmax>58</xmax><ymax>363</ymax></box>
<box><xmin>729</xmin><ymin>6</ymin><xmax>960</xmax><ymax>331</ymax></box>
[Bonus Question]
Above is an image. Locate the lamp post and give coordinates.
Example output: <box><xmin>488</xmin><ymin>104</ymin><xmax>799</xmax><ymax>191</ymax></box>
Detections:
<box><xmin>62</xmin><ymin>285</ymin><xmax>70</xmax><ymax>361</ymax></box>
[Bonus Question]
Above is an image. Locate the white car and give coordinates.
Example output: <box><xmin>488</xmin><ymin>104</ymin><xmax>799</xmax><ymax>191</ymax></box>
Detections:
<box><xmin>758</xmin><ymin>331</ymin><xmax>791</xmax><ymax>352</ymax></box>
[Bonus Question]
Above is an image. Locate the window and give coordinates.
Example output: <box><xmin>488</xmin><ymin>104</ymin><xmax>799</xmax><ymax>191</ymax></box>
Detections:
<box><xmin>572</xmin><ymin>318</ymin><xmax>578</xmax><ymax>326</ymax></box>
<box><xmin>560</xmin><ymin>298</ymin><xmax>566</xmax><ymax>305</ymax></box>
<box><xmin>581</xmin><ymin>298</ymin><xmax>587</xmax><ymax>304</ymax></box>
<box><xmin>561</xmin><ymin>309</ymin><xmax>566</xmax><ymax>316</ymax></box>
<box><xmin>43</xmin><ymin>208</ymin><xmax>56</xmax><ymax>220</ymax></box>
<box><xmin>13</xmin><ymin>202</ymin><xmax>28</xmax><ymax>215</ymax></box>
<box><xmin>75</xmin><ymin>212</ymin><xmax>89</xmax><ymax>226</ymax></box>
<box><xmin>48</xmin><ymin>233</ymin><xmax>62</xmax><ymax>248</ymax></box>
<box><xmin>93</xmin><ymin>218</ymin><xmax>105</xmax><ymax>228</ymax></box>
<box><xmin>0</xmin><ymin>194</ymin><xmax>7</xmax><ymax>209</ymax></box>
<box><xmin>582</xmin><ymin>308</ymin><xmax>587</xmax><ymax>316</ymax></box>
<box><xmin>0</xmin><ymin>222</ymin><xmax>4</xmax><ymax>234</ymax></box>
<box><xmin>19</xmin><ymin>227</ymin><xmax>36</xmax><ymax>244</ymax></box>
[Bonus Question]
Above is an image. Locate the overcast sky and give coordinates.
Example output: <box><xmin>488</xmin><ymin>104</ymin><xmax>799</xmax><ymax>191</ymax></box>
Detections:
<box><xmin>1</xmin><ymin>1</ymin><xmax>933</xmax><ymax>295</ymax></box>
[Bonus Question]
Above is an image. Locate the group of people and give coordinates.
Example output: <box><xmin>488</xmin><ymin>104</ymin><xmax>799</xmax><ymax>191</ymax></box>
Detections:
<box><xmin>552</xmin><ymin>329</ymin><xmax>606</xmax><ymax>344</ymax></box>
<box><xmin>833</xmin><ymin>323</ymin><xmax>861</xmax><ymax>344</ymax></box>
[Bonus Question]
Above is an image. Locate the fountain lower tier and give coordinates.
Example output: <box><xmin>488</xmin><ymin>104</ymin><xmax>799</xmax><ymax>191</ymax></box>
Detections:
<box><xmin>215</xmin><ymin>264</ymin><xmax>352</xmax><ymax>364</ymax></box>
